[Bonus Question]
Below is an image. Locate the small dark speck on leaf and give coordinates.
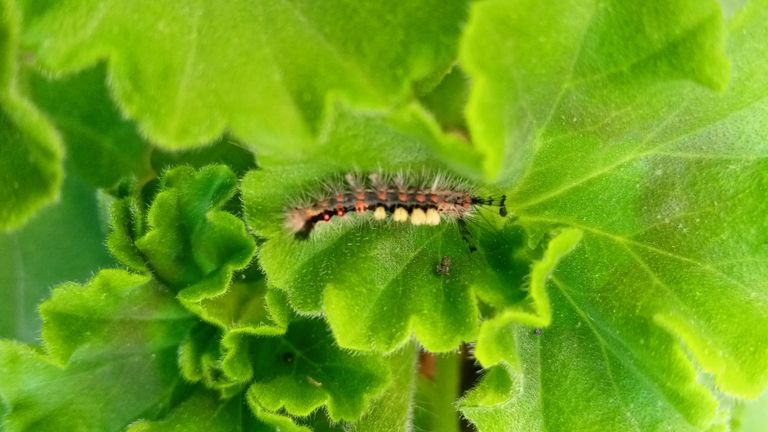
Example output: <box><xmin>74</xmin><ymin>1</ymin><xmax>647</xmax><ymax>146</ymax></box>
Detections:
<box><xmin>436</xmin><ymin>256</ymin><xmax>452</xmax><ymax>276</ymax></box>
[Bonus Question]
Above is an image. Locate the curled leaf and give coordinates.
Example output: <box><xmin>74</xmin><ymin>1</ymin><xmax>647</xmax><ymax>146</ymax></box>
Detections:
<box><xmin>224</xmin><ymin>318</ymin><xmax>389</xmax><ymax>421</ymax></box>
<box><xmin>22</xmin><ymin>0</ymin><xmax>467</xmax><ymax>156</ymax></box>
<box><xmin>0</xmin><ymin>269</ymin><xmax>195</xmax><ymax>431</ymax></box>
<box><xmin>108</xmin><ymin>165</ymin><xmax>256</xmax><ymax>306</ymax></box>
<box><xmin>474</xmin><ymin>228</ymin><xmax>583</xmax><ymax>368</ymax></box>
<box><xmin>0</xmin><ymin>0</ymin><xmax>62</xmax><ymax>230</ymax></box>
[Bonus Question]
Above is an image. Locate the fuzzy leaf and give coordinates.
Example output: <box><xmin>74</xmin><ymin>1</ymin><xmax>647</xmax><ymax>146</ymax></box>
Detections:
<box><xmin>348</xmin><ymin>343</ymin><xmax>419</xmax><ymax>432</ymax></box>
<box><xmin>24</xmin><ymin>65</ymin><xmax>151</xmax><ymax>188</ymax></box>
<box><xmin>130</xmin><ymin>165</ymin><xmax>256</xmax><ymax>304</ymax></box>
<box><xmin>413</xmin><ymin>352</ymin><xmax>462</xmax><ymax>432</ymax></box>
<box><xmin>460</xmin><ymin>0</ymin><xmax>768</xmax><ymax>429</ymax></box>
<box><xmin>461</xmin><ymin>0</ymin><xmax>730</xmax><ymax>185</ymax></box>
<box><xmin>177</xmin><ymin>322</ymin><xmax>230</xmax><ymax>391</ymax></box>
<box><xmin>190</xmin><ymin>272</ymin><xmax>290</xmax><ymax>334</ymax></box>
<box><xmin>459</xmin><ymin>302</ymin><xmax>729</xmax><ymax>432</ymax></box>
<box><xmin>105</xmin><ymin>184</ymin><xmax>148</xmax><ymax>273</ymax></box>
<box><xmin>0</xmin><ymin>173</ymin><xmax>114</xmax><ymax>342</ymax></box>
<box><xmin>242</xmin><ymin>104</ymin><xmax>496</xmax><ymax>353</ymax></box>
<box><xmin>474</xmin><ymin>228</ymin><xmax>582</xmax><ymax>368</ymax></box>
<box><xmin>128</xmin><ymin>388</ymin><xmax>308</xmax><ymax>432</ymax></box>
<box><xmin>0</xmin><ymin>269</ymin><xmax>195</xmax><ymax>431</ymax></box>
<box><xmin>0</xmin><ymin>0</ymin><xmax>62</xmax><ymax>230</ymax></box>
<box><xmin>177</xmin><ymin>269</ymin><xmax>289</xmax><ymax>393</ymax></box>
<box><xmin>39</xmin><ymin>269</ymin><xmax>192</xmax><ymax>364</ymax></box>
<box><xmin>418</xmin><ymin>66</ymin><xmax>470</xmax><ymax>134</ymax></box>
<box><xmin>128</xmin><ymin>390</ymin><xmax>252</xmax><ymax>432</ymax></box>
<box><xmin>21</xmin><ymin>0</ymin><xmax>467</xmax><ymax>156</ymax></box>
<box><xmin>732</xmin><ymin>391</ymin><xmax>768</xmax><ymax>432</ymax></box>
<box><xmin>150</xmin><ymin>139</ymin><xmax>256</xmax><ymax>177</ymax></box>
<box><xmin>223</xmin><ymin>317</ymin><xmax>389</xmax><ymax>422</ymax></box>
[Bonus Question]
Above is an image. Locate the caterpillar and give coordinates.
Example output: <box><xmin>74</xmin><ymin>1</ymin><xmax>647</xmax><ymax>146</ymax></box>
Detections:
<box><xmin>285</xmin><ymin>171</ymin><xmax>508</xmax><ymax>239</ymax></box>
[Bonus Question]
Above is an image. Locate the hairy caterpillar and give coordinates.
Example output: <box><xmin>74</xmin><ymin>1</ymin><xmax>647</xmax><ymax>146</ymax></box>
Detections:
<box><xmin>285</xmin><ymin>171</ymin><xmax>508</xmax><ymax>239</ymax></box>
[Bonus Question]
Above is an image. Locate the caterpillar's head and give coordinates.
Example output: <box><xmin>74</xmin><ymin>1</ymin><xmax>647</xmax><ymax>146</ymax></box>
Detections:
<box><xmin>285</xmin><ymin>208</ymin><xmax>319</xmax><ymax>239</ymax></box>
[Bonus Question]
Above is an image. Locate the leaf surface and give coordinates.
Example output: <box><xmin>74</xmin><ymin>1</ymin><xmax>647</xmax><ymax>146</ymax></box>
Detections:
<box><xmin>474</xmin><ymin>228</ymin><xmax>582</xmax><ymax>368</ymax></box>
<box><xmin>111</xmin><ymin>165</ymin><xmax>257</xmax><ymax>306</ymax></box>
<box><xmin>349</xmin><ymin>342</ymin><xmax>419</xmax><ymax>432</ymax></box>
<box><xmin>732</xmin><ymin>391</ymin><xmax>768</xmax><ymax>432</ymax></box>
<box><xmin>242</xmin><ymin>104</ymin><xmax>501</xmax><ymax>353</ymax></box>
<box><xmin>459</xmin><ymin>0</ymin><xmax>768</xmax><ymax>429</ymax></box>
<box><xmin>0</xmin><ymin>173</ymin><xmax>114</xmax><ymax>342</ymax></box>
<box><xmin>0</xmin><ymin>269</ymin><xmax>195</xmax><ymax>431</ymax></box>
<box><xmin>231</xmin><ymin>317</ymin><xmax>389</xmax><ymax>421</ymax></box>
<box><xmin>22</xmin><ymin>0</ymin><xmax>467</xmax><ymax>157</ymax></box>
<box><xmin>177</xmin><ymin>269</ymin><xmax>289</xmax><ymax>394</ymax></box>
<box><xmin>0</xmin><ymin>0</ymin><xmax>62</xmax><ymax>230</ymax></box>
<box><xmin>128</xmin><ymin>388</ymin><xmax>308</xmax><ymax>432</ymax></box>
<box><xmin>461</xmin><ymin>0</ymin><xmax>730</xmax><ymax>185</ymax></box>
<box><xmin>413</xmin><ymin>352</ymin><xmax>462</xmax><ymax>432</ymax></box>
<box><xmin>24</xmin><ymin>65</ymin><xmax>151</xmax><ymax>188</ymax></box>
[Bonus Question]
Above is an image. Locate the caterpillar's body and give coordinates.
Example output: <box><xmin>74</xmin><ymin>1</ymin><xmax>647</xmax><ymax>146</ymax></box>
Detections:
<box><xmin>285</xmin><ymin>172</ymin><xmax>507</xmax><ymax>239</ymax></box>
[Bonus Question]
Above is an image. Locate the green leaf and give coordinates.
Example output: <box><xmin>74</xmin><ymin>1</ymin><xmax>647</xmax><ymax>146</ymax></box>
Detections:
<box><xmin>128</xmin><ymin>388</ymin><xmax>304</xmax><ymax>432</ymax></box>
<box><xmin>190</xmin><ymin>270</ymin><xmax>289</xmax><ymax>334</ymax></box>
<box><xmin>105</xmin><ymin>183</ymin><xmax>149</xmax><ymax>273</ymax></box>
<box><xmin>461</xmin><ymin>0</ymin><xmax>730</xmax><ymax>185</ymax></box>
<box><xmin>177</xmin><ymin>269</ymin><xmax>289</xmax><ymax>394</ymax></box>
<box><xmin>150</xmin><ymin>138</ymin><xmax>256</xmax><ymax>177</ymax></box>
<box><xmin>39</xmin><ymin>269</ymin><xmax>192</xmax><ymax>364</ymax></box>
<box><xmin>0</xmin><ymin>269</ymin><xmax>195</xmax><ymax>431</ymax></box>
<box><xmin>413</xmin><ymin>352</ymin><xmax>462</xmax><ymax>432</ymax></box>
<box><xmin>178</xmin><ymin>322</ymin><xmax>230</xmax><ymax>390</ymax></box>
<box><xmin>459</xmin><ymin>303</ymin><xmax>730</xmax><ymax>431</ymax></box>
<box><xmin>225</xmin><ymin>317</ymin><xmax>389</xmax><ymax>421</ymax></box>
<box><xmin>129</xmin><ymin>165</ymin><xmax>256</xmax><ymax>304</ymax></box>
<box><xmin>0</xmin><ymin>173</ymin><xmax>114</xmax><ymax>342</ymax></box>
<box><xmin>459</xmin><ymin>0</ymin><xmax>768</xmax><ymax>429</ymax></box>
<box><xmin>176</xmin><ymin>288</ymin><xmax>386</xmax><ymax>422</ymax></box>
<box><xmin>242</xmin><ymin>104</ymin><xmax>493</xmax><ymax>353</ymax></box>
<box><xmin>23</xmin><ymin>65</ymin><xmax>151</xmax><ymax>188</ymax></box>
<box><xmin>128</xmin><ymin>389</ymin><xmax>249</xmax><ymax>432</ymax></box>
<box><xmin>0</xmin><ymin>0</ymin><xmax>62</xmax><ymax>230</ymax></box>
<box><xmin>418</xmin><ymin>66</ymin><xmax>470</xmax><ymax>134</ymax></box>
<box><xmin>21</xmin><ymin>0</ymin><xmax>467</xmax><ymax>157</ymax></box>
<box><xmin>458</xmin><ymin>365</ymin><xmax>522</xmax><ymax>432</ymax></box>
<box><xmin>348</xmin><ymin>343</ymin><xmax>419</xmax><ymax>432</ymax></box>
<box><xmin>732</xmin><ymin>391</ymin><xmax>768</xmax><ymax>432</ymax></box>
<box><xmin>474</xmin><ymin>228</ymin><xmax>582</xmax><ymax>368</ymax></box>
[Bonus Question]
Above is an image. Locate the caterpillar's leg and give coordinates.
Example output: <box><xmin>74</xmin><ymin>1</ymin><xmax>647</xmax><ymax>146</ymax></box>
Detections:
<box><xmin>457</xmin><ymin>217</ymin><xmax>478</xmax><ymax>253</ymax></box>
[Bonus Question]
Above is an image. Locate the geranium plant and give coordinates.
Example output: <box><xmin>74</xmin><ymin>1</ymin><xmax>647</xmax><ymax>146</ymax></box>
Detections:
<box><xmin>1</xmin><ymin>0</ymin><xmax>767</xmax><ymax>431</ymax></box>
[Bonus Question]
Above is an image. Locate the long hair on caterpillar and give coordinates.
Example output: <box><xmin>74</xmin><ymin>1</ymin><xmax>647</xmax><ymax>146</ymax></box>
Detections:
<box><xmin>284</xmin><ymin>170</ymin><xmax>509</xmax><ymax>239</ymax></box>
